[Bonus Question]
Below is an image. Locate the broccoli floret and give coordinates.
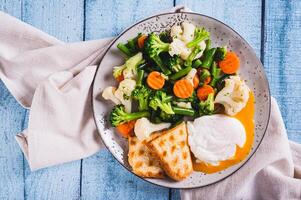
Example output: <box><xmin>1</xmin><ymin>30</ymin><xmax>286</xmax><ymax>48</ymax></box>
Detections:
<box><xmin>117</xmin><ymin>33</ymin><xmax>142</xmax><ymax>57</ymax></box>
<box><xmin>113</xmin><ymin>52</ymin><xmax>145</xmax><ymax>79</ymax></box>
<box><xmin>159</xmin><ymin>31</ymin><xmax>172</xmax><ymax>43</ymax></box>
<box><xmin>184</xmin><ymin>46</ymin><xmax>201</xmax><ymax>67</ymax></box>
<box><xmin>186</xmin><ymin>28</ymin><xmax>210</xmax><ymax>48</ymax></box>
<box><xmin>144</xmin><ymin>33</ymin><xmax>171</xmax><ymax>75</ymax></box>
<box><xmin>199</xmin><ymin>68</ymin><xmax>211</xmax><ymax>86</ymax></box>
<box><xmin>159</xmin><ymin>111</ymin><xmax>183</xmax><ymax>123</ymax></box>
<box><xmin>149</xmin><ymin>91</ymin><xmax>174</xmax><ymax>114</ymax></box>
<box><xmin>198</xmin><ymin>93</ymin><xmax>215</xmax><ymax>116</ymax></box>
<box><xmin>167</xmin><ymin>55</ymin><xmax>183</xmax><ymax>72</ymax></box>
<box><xmin>109</xmin><ymin>105</ymin><xmax>150</xmax><ymax>127</ymax></box>
<box><xmin>214</xmin><ymin>46</ymin><xmax>227</xmax><ymax>61</ymax></box>
<box><xmin>132</xmin><ymin>85</ymin><xmax>152</xmax><ymax>111</ymax></box>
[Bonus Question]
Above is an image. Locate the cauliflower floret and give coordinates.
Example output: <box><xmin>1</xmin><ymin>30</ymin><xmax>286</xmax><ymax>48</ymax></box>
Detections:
<box><xmin>102</xmin><ymin>86</ymin><xmax>121</xmax><ymax>105</ymax></box>
<box><xmin>114</xmin><ymin>79</ymin><xmax>136</xmax><ymax>112</ymax></box>
<box><xmin>181</xmin><ymin>22</ymin><xmax>195</xmax><ymax>43</ymax></box>
<box><xmin>168</xmin><ymin>22</ymin><xmax>204</xmax><ymax>61</ymax></box>
<box><xmin>174</xmin><ymin>102</ymin><xmax>192</xmax><ymax>109</ymax></box>
<box><xmin>215</xmin><ymin>76</ymin><xmax>250</xmax><ymax>116</ymax></box>
<box><xmin>169</xmin><ymin>38</ymin><xmax>191</xmax><ymax>60</ymax></box>
<box><xmin>170</xmin><ymin>25</ymin><xmax>183</xmax><ymax>39</ymax></box>
<box><xmin>195</xmin><ymin>41</ymin><xmax>207</xmax><ymax>59</ymax></box>
<box><xmin>184</xmin><ymin>68</ymin><xmax>197</xmax><ymax>85</ymax></box>
<box><xmin>134</xmin><ymin>117</ymin><xmax>171</xmax><ymax>141</ymax></box>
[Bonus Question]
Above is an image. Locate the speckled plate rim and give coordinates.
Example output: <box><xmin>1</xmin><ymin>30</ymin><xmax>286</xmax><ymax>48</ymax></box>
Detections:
<box><xmin>92</xmin><ymin>11</ymin><xmax>271</xmax><ymax>189</ymax></box>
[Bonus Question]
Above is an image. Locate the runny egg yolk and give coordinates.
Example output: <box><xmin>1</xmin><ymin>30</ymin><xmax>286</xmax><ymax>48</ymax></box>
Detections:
<box><xmin>193</xmin><ymin>92</ymin><xmax>255</xmax><ymax>173</ymax></box>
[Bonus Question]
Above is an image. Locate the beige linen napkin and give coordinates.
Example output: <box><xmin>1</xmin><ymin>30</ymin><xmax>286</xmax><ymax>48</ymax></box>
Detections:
<box><xmin>0</xmin><ymin>7</ymin><xmax>300</xmax><ymax>199</ymax></box>
<box><xmin>0</xmin><ymin>6</ymin><xmax>185</xmax><ymax>170</ymax></box>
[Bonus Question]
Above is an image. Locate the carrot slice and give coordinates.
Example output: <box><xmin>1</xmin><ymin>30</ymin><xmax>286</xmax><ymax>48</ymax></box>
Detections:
<box><xmin>173</xmin><ymin>79</ymin><xmax>194</xmax><ymax>99</ymax></box>
<box><xmin>204</xmin><ymin>76</ymin><xmax>211</xmax><ymax>85</ymax></box>
<box><xmin>147</xmin><ymin>71</ymin><xmax>165</xmax><ymax>90</ymax></box>
<box><xmin>116</xmin><ymin>74</ymin><xmax>124</xmax><ymax>82</ymax></box>
<box><xmin>218</xmin><ymin>51</ymin><xmax>240</xmax><ymax>74</ymax></box>
<box><xmin>193</xmin><ymin>75</ymin><xmax>200</xmax><ymax>89</ymax></box>
<box><xmin>137</xmin><ymin>35</ymin><xmax>148</xmax><ymax>49</ymax></box>
<box><xmin>116</xmin><ymin>120</ymin><xmax>136</xmax><ymax>138</ymax></box>
<box><xmin>197</xmin><ymin>85</ymin><xmax>214</xmax><ymax>101</ymax></box>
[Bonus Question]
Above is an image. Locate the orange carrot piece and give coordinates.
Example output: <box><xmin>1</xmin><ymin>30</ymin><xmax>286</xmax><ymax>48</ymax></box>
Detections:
<box><xmin>218</xmin><ymin>51</ymin><xmax>240</xmax><ymax>74</ymax></box>
<box><xmin>193</xmin><ymin>75</ymin><xmax>200</xmax><ymax>89</ymax></box>
<box><xmin>147</xmin><ymin>71</ymin><xmax>165</xmax><ymax>90</ymax></box>
<box><xmin>204</xmin><ymin>76</ymin><xmax>211</xmax><ymax>85</ymax></box>
<box><xmin>116</xmin><ymin>74</ymin><xmax>124</xmax><ymax>82</ymax></box>
<box><xmin>137</xmin><ymin>35</ymin><xmax>148</xmax><ymax>49</ymax></box>
<box><xmin>116</xmin><ymin>120</ymin><xmax>136</xmax><ymax>138</ymax></box>
<box><xmin>173</xmin><ymin>79</ymin><xmax>194</xmax><ymax>99</ymax></box>
<box><xmin>197</xmin><ymin>85</ymin><xmax>214</xmax><ymax>101</ymax></box>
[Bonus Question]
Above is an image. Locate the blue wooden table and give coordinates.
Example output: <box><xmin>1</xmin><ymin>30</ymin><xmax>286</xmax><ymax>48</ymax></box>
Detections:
<box><xmin>0</xmin><ymin>0</ymin><xmax>300</xmax><ymax>199</ymax></box>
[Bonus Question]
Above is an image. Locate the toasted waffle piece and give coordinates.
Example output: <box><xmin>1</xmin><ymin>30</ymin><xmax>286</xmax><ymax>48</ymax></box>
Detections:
<box><xmin>147</xmin><ymin>122</ymin><xmax>193</xmax><ymax>181</ymax></box>
<box><xmin>128</xmin><ymin>133</ymin><xmax>164</xmax><ymax>178</ymax></box>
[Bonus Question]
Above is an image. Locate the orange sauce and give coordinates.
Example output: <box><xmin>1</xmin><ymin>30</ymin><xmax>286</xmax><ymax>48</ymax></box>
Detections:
<box><xmin>193</xmin><ymin>92</ymin><xmax>255</xmax><ymax>173</ymax></box>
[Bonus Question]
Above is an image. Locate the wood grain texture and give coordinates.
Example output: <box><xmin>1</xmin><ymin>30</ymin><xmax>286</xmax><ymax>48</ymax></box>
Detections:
<box><xmin>0</xmin><ymin>0</ymin><xmax>21</xmax><ymax>18</ymax></box>
<box><xmin>0</xmin><ymin>80</ymin><xmax>26</xmax><ymax>200</ymax></box>
<box><xmin>84</xmin><ymin>0</ymin><xmax>174</xmax><ymax>39</ymax></box>
<box><xmin>0</xmin><ymin>0</ymin><xmax>301</xmax><ymax>200</ymax></box>
<box><xmin>264</xmin><ymin>0</ymin><xmax>301</xmax><ymax>142</ymax></box>
<box><xmin>0</xmin><ymin>2</ymin><xmax>25</xmax><ymax>200</ymax></box>
<box><xmin>22</xmin><ymin>0</ymin><xmax>84</xmax><ymax>42</ymax></box>
<box><xmin>81</xmin><ymin>1</ymin><xmax>173</xmax><ymax>199</ymax></box>
<box><xmin>81</xmin><ymin>150</ymin><xmax>169</xmax><ymax>200</ymax></box>
<box><xmin>20</xmin><ymin>0</ymin><xmax>83</xmax><ymax>199</ymax></box>
<box><xmin>176</xmin><ymin>0</ymin><xmax>262</xmax><ymax>56</ymax></box>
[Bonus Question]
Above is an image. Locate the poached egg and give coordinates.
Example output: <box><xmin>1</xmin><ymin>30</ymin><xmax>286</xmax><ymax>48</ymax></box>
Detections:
<box><xmin>188</xmin><ymin>92</ymin><xmax>255</xmax><ymax>173</ymax></box>
<box><xmin>187</xmin><ymin>115</ymin><xmax>246</xmax><ymax>166</ymax></box>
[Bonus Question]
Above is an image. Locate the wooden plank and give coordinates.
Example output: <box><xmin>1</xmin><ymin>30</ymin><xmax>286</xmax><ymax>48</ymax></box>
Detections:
<box><xmin>176</xmin><ymin>0</ymin><xmax>262</xmax><ymax>56</ymax></box>
<box><xmin>174</xmin><ymin>0</ymin><xmax>263</xmax><ymax>199</ymax></box>
<box><xmin>264</xmin><ymin>0</ymin><xmax>301</xmax><ymax>143</ymax></box>
<box><xmin>0</xmin><ymin>1</ymin><xmax>24</xmax><ymax>200</ymax></box>
<box><xmin>22</xmin><ymin>0</ymin><xmax>84</xmax><ymax>42</ymax></box>
<box><xmin>81</xmin><ymin>1</ymin><xmax>173</xmax><ymax>199</ymax></box>
<box><xmin>0</xmin><ymin>81</ymin><xmax>26</xmax><ymax>199</ymax></box>
<box><xmin>0</xmin><ymin>0</ymin><xmax>21</xmax><ymax>18</ymax></box>
<box><xmin>21</xmin><ymin>0</ymin><xmax>84</xmax><ymax>199</ymax></box>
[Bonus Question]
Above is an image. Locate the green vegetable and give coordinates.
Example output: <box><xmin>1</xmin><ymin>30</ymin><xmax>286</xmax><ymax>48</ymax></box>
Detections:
<box><xmin>198</xmin><ymin>93</ymin><xmax>214</xmax><ymax>116</ymax></box>
<box><xmin>159</xmin><ymin>31</ymin><xmax>172</xmax><ymax>43</ymax></box>
<box><xmin>113</xmin><ymin>52</ymin><xmax>145</xmax><ymax>79</ymax></box>
<box><xmin>167</xmin><ymin>55</ymin><xmax>183</xmax><ymax>72</ymax></box>
<box><xmin>192</xmin><ymin>59</ymin><xmax>202</xmax><ymax>68</ymax></box>
<box><xmin>109</xmin><ymin>105</ymin><xmax>150</xmax><ymax>127</ymax></box>
<box><xmin>205</xmin><ymin>39</ymin><xmax>211</xmax><ymax>52</ymax></box>
<box><xmin>174</xmin><ymin>91</ymin><xmax>197</xmax><ymax>103</ymax></box>
<box><xmin>136</xmin><ymin>69</ymin><xmax>144</xmax><ymax>86</ymax></box>
<box><xmin>144</xmin><ymin>33</ymin><xmax>171</xmax><ymax>75</ymax></box>
<box><xmin>173</xmin><ymin>106</ymin><xmax>195</xmax><ymax>116</ymax></box>
<box><xmin>149</xmin><ymin>91</ymin><xmax>174</xmax><ymax>114</ymax></box>
<box><xmin>184</xmin><ymin>46</ymin><xmax>202</xmax><ymax>67</ymax></box>
<box><xmin>132</xmin><ymin>85</ymin><xmax>152</xmax><ymax>111</ymax></box>
<box><xmin>214</xmin><ymin>46</ymin><xmax>227</xmax><ymax>61</ymax></box>
<box><xmin>187</xmin><ymin>28</ymin><xmax>210</xmax><ymax>48</ymax></box>
<box><xmin>199</xmin><ymin>68</ymin><xmax>211</xmax><ymax>86</ymax></box>
<box><xmin>210</xmin><ymin>61</ymin><xmax>222</xmax><ymax>87</ymax></box>
<box><xmin>117</xmin><ymin>43</ymin><xmax>133</xmax><ymax>57</ymax></box>
<box><xmin>169</xmin><ymin>66</ymin><xmax>192</xmax><ymax>81</ymax></box>
<box><xmin>117</xmin><ymin>33</ymin><xmax>141</xmax><ymax>57</ymax></box>
<box><xmin>202</xmin><ymin>48</ymin><xmax>216</xmax><ymax>69</ymax></box>
<box><xmin>159</xmin><ymin>111</ymin><xmax>183</xmax><ymax>123</ymax></box>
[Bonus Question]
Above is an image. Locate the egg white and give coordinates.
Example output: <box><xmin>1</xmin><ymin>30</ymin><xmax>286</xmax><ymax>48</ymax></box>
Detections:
<box><xmin>187</xmin><ymin>114</ymin><xmax>246</xmax><ymax>165</ymax></box>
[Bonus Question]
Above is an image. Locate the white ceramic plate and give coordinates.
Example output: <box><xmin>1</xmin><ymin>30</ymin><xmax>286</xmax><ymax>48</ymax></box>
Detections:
<box><xmin>92</xmin><ymin>12</ymin><xmax>271</xmax><ymax>189</ymax></box>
